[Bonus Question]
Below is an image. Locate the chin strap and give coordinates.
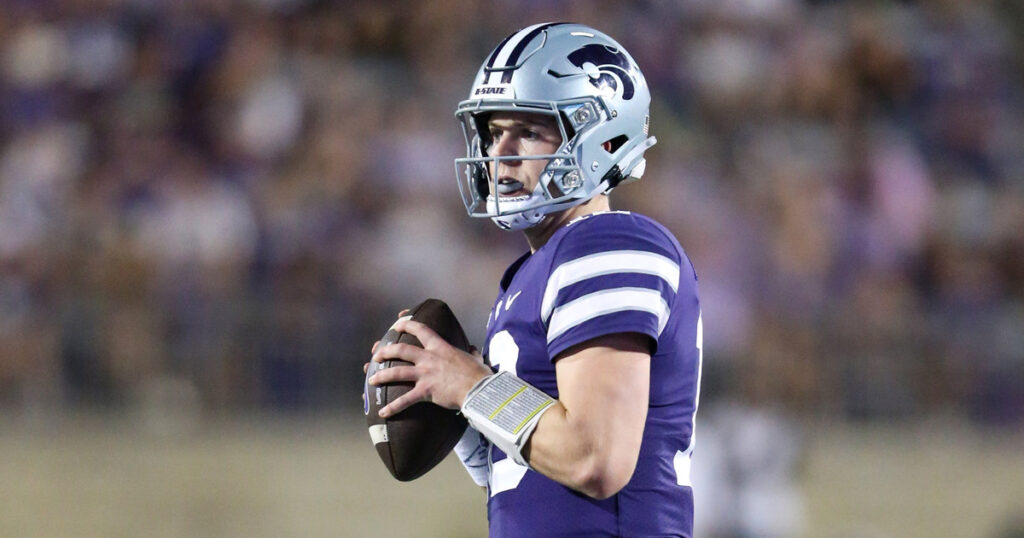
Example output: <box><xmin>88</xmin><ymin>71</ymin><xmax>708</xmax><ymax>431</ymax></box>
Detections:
<box><xmin>490</xmin><ymin>206</ymin><xmax>545</xmax><ymax>231</ymax></box>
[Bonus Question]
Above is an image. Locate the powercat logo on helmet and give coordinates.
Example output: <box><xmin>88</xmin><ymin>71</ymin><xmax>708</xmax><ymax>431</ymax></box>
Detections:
<box><xmin>473</xmin><ymin>84</ymin><xmax>515</xmax><ymax>98</ymax></box>
<box><xmin>568</xmin><ymin>44</ymin><xmax>636</xmax><ymax>100</ymax></box>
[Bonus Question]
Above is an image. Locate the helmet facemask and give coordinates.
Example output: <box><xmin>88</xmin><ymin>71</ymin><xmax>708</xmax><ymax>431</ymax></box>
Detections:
<box><xmin>454</xmin><ymin>98</ymin><xmax>610</xmax><ymax>230</ymax></box>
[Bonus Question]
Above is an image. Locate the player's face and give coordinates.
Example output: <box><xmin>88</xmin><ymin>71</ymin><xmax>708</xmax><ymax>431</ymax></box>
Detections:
<box><xmin>485</xmin><ymin>112</ymin><xmax>563</xmax><ymax>199</ymax></box>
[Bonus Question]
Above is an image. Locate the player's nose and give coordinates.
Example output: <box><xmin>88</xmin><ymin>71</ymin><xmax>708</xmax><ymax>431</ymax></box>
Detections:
<box><xmin>491</xmin><ymin>133</ymin><xmax>522</xmax><ymax>165</ymax></box>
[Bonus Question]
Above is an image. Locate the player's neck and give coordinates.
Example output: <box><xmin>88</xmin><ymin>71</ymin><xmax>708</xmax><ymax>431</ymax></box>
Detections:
<box><xmin>523</xmin><ymin>195</ymin><xmax>611</xmax><ymax>253</ymax></box>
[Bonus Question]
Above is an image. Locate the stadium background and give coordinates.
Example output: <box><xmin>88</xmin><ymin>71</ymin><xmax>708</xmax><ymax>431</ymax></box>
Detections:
<box><xmin>1</xmin><ymin>0</ymin><xmax>1022</xmax><ymax>536</ymax></box>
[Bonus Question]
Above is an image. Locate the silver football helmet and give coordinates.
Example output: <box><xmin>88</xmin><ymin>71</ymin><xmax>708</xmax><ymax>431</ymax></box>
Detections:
<box><xmin>455</xmin><ymin>23</ymin><xmax>657</xmax><ymax>230</ymax></box>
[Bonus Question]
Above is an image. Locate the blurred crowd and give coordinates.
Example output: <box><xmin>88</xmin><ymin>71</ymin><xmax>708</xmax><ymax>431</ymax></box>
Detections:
<box><xmin>0</xmin><ymin>0</ymin><xmax>1022</xmax><ymax>430</ymax></box>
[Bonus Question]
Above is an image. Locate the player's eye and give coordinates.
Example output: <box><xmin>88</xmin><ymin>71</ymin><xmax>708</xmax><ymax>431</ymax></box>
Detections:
<box><xmin>523</xmin><ymin>129</ymin><xmax>539</xmax><ymax>140</ymax></box>
<box><xmin>481</xmin><ymin>129</ymin><xmax>497</xmax><ymax>149</ymax></box>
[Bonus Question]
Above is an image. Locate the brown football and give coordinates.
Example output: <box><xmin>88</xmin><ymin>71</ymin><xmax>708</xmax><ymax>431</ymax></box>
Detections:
<box><xmin>364</xmin><ymin>298</ymin><xmax>470</xmax><ymax>481</ymax></box>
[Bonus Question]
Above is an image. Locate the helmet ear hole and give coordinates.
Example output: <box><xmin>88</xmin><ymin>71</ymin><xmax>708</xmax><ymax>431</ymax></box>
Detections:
<box><xmin>604</xmin><ymin>135</ymin><xmax>629</xmax><ymax>153</ymax></box>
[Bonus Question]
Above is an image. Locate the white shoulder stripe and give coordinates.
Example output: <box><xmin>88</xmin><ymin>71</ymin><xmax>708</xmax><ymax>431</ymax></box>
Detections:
<box><xmin>541</xmin><ymin>250</ymin><xmax>679</xmax><ymax>322</ymax></box>
<box><xmin>547</xmin><ymin>287</ymin><xmax>670</xmax><ymax>344</ymax></box>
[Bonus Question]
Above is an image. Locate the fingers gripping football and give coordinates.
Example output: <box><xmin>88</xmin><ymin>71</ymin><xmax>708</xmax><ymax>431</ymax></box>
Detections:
<box><xmin>370</xmin><ymin>319</ymin><xmax>491</xmax><ymax>417</ymax></box>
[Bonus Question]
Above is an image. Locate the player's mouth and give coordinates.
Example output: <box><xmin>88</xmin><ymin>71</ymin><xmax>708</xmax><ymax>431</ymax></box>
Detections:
<box><xmin>497</xmin><ymin>178</ymin><xmax>530</xmax><ymax>198</ymax></box>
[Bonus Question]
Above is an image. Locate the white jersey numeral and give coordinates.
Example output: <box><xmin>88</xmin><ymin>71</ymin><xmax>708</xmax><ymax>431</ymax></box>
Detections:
<box><xmin>674</xmin><ymin>312</ymin><xmax>702</xmax><ymax>487</ymax></box>
<box><xmin>489</xmin><ymin>330</ymin><xmax>520</xmax><ymax>374</ymax></box>
<box><xmin>487</xmin><ymin>330</ymin><xmax>529</xmax><ymax>496</ymax></box>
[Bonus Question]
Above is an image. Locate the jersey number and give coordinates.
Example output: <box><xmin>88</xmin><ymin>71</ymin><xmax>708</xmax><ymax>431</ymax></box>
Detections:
<box><xmin>674</xmin><ymin>312</ymin><xmax>702</xmax><ymax>487</ymax></box>
<box><xmin>487</xmin><ymin>330</ymin><xmax>530</xmax><ymax>496</ymax></box>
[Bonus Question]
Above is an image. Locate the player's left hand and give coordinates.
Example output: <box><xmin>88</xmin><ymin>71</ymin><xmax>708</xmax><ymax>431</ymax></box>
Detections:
<box><xmin>367</xmin><ymin>319</ymin><xmax>492</xmax><ymax>418</ymax></box>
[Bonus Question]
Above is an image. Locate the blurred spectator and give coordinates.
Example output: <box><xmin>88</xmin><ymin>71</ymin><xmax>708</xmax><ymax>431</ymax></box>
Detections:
<box><xmin>694</xmin><ymin>401</ymin><xmax>806</xmax><ymax>538</ymax></box>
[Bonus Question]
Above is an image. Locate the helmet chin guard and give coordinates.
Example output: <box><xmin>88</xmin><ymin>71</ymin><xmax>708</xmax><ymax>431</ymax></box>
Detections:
<box><xmin>485</xmin><ymin>186</ymin><xmax>549</xmax><ymax>231</ymax></box>
<box><xmin>489</xmin><ymin>203</ymin><xmax>546</xmax><ymax>231</ymax></box>
<box><xmin>454</xmin><ymin>23</ymin><xmax>656</xmax><ymax>231</ymax></box>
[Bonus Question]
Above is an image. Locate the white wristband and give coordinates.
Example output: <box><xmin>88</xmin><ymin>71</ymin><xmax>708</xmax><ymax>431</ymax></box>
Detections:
<box><xmin>461</xmin><ymin>371</ymin><xmax>555</xmax><ymax>467</ymax></box>
<box><xmin>453</xmin><ymin>426</ymin><xmax>490</xmax><ymax>487</ymax></box>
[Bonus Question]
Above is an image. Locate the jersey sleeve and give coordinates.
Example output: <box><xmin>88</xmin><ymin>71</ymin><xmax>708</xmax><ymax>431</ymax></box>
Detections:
<box><xmin>542</xmin><ymin>214</ymin><xmax>683</xmax><ymax>360</ymax></box>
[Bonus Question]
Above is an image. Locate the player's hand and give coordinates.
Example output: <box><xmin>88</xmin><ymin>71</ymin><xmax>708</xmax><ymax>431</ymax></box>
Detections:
<box><xmin>367</xmin><ymin>318</ymin><xmax>491</xmax><ymax>417</ymax></box>
<box><xmin>362</xmin><ymin>308</ymin><xmax>413</xmax><ymax>373</ymax></box>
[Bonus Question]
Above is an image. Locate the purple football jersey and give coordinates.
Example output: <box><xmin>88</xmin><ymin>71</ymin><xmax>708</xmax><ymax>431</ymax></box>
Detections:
<box><xmin>481</xmin><ymin>211</ymin><xmax>703</xmax><ymax>537</ymax></box>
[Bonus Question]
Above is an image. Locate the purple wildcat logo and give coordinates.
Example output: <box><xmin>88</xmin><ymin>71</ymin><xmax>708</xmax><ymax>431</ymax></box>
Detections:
<box><xmin>567</xmin><ymin>44</ymin><xmax>636</xmax><ymax>100</ymax></box>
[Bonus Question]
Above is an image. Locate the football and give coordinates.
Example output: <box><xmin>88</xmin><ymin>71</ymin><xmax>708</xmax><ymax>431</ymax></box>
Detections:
<box><xmin>364</xmin><ymin>298</ymin><xmax>471</xmax><ymax>481</ymax></box>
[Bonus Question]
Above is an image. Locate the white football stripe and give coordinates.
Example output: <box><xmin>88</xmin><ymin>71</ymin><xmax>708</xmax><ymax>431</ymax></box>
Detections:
<box><xmin>547</xmin><ymin>287</ymin><xmax>670</xmax><ymax>343</ymax></box>
<box><xmin>368</xmin><ymin>424</ymin><xmax>388</xmax><ymax>445</ymax></box>
<box><xmin>541</xmin><ymin>250</ymin><xmax>679</xmax><ymax>322</ymax></box>
<box><xmin>488</xmin><ymin>23</ymin><xmax>546</xmax><ymax>83</ymax></box>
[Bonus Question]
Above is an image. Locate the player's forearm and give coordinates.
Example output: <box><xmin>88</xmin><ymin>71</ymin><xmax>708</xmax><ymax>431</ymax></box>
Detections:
<box><xmin>523</xmin><ymin>401</ymin><xmax>644</xmax><ymax>499</ymax></box>
<box><xmin>519</xmin><ymin>339</ymin><xmax>650</xmax><ymax>498</ymax></box>
<box><xmin>460</xmin><ymin>339</ymin><xmax>650</xmax><ymax>499</ymax></box>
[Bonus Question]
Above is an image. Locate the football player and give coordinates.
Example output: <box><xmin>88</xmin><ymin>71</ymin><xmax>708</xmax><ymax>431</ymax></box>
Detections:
<box><xmin>368</xmin><ymin>22</ymin><xmax>703</xmax><ymax>537</ymax></box>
